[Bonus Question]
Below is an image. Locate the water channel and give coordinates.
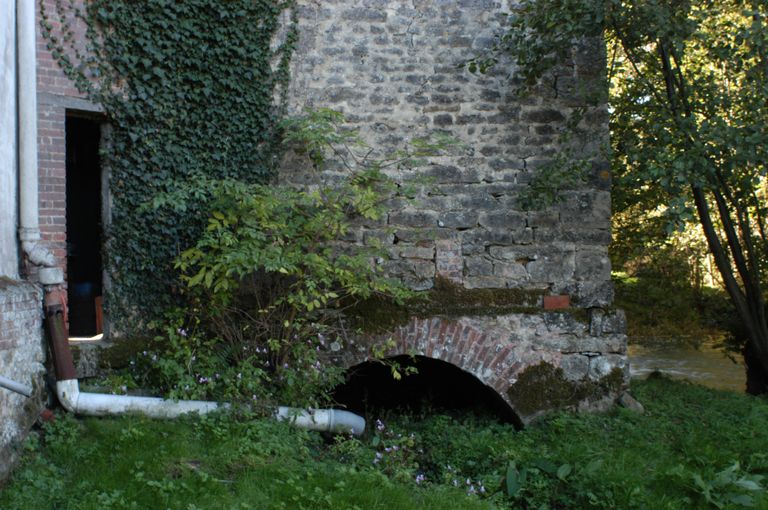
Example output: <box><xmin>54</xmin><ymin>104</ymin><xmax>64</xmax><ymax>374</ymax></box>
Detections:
<box><xmin>628</xmin><ymin>338</ymin><xmax>746</xmax><ymax>392</ymax></box>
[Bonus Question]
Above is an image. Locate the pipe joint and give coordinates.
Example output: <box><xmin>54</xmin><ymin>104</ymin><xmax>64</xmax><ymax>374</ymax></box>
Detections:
<box><xmin>21</xmin><ymin>240</ymin><xmax>57</xmax><ymax>268</ymax></box>
<box><xmin>56</xmin><ymin>379</ymin><xmax>79</xmax><ymax>413</ymax></box>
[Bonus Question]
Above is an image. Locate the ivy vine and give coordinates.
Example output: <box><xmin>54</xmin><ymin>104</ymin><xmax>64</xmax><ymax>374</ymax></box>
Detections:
<box><xmin>41</xmin><ymin>0</ymin><xmax>298</xmax><ymax>330</ymax></box>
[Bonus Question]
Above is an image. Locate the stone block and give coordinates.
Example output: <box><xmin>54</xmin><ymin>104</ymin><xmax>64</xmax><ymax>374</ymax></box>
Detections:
<box><xmin>551</xmin><ymin>279</ymin><xmax>613</xmax><ymax>308</ymax></box>
<box><xmin>398</xmin><ymin>244</ymin><xmax>435</xmax><ymax>259</ymax></box>
<box><xmin>574</xmin><ymin>249</ymin><xmax>611</xmax><ymax>281</ymax></box>
<box><xmin>341</xmin><ymin>7</ymin><xmax>387</xmax><ymax>22</ymax></box>
<box><xmin>464</xmin><ymin>256</ymin><xmax>493</xmax><ymax>276</ymax></box>
<box><xmin>478</xmin><ymin>211</ymin><xmax>527</xmax><ymax>230</ymax></box>
<box><xmin>521</xmin><ymin>108</ymin><xmax>566</xmax><ymax>123</ymax></box>
<box><xmin>389</xmin><ymin>209</ymin><xmax>439</xmax><ymax>227</ymax></box>
<box><xmin>433</xmin><ymin>114</ymin><xmax>454</xmax><ymax>126</ymax></box>
<box><xmin>493</xmin><ymin>261</ymin><xmax>529</xmax><ymax>280</ymax></box>
<box><xmin>527</xmin><ymin>250</ymin><xmax>576</xmax><ymax>282</ymax></box>
<box><xmin>439</xmin><ymin>210</ymin><xmax>478</xmax><ymax>229</ymax></box>
<box><xmin>601</xmin><ymin>309</ymin><xmax>627</xmax><ymax>335</ymax></box>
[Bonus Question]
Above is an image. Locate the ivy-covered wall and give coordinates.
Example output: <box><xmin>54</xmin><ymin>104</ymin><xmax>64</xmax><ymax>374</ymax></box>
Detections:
<box><xmin>39</xmin><ymin>0</ymin><xmax>297</xmax><ymax>326</ymax></box>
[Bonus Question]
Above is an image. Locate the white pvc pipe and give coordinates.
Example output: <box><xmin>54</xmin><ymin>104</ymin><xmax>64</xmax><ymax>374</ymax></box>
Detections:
<box><xmin>17</xmin><ymin>0</ymin><xmax>40</xmax><ymax>246</ymax></box>
<box><xmin>274</xmin><ymin>406</ymin><xmax>366</xmax><ymax>436</ymax></box>
<box><xmin>56</xmin><ymin>379</ymin><xmax>224</xmax><ymax>418</ymax></box>
<box><xmin>0</xmin><ymin>375</ymin><xmax>33</xmax><ymax>397</ymax></box>
<box><xmin>56</xmin><ymin>379</ymin><xmax>366</xmax><ymax>435</ymax></box>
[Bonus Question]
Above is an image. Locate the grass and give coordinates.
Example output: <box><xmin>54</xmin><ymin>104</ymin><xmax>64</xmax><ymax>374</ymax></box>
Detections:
<box><xmin>1</xmin><ymin>377</ymin><xmax>767</xmax><ymax>509</ymax></box>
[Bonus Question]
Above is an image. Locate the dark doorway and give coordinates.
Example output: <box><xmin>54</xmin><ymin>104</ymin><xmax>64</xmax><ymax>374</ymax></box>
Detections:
<box><xmin>66</xmin><ymin>115</ymin><xmax>103</xmax><ymax>337</ymax></box>
<box><xmin>333</xmin><ymin>356</ymin><xmax>522</xmax><ymax>427</ymax></box>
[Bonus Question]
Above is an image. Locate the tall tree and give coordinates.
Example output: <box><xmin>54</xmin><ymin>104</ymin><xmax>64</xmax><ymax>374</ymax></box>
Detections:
<box><xmin>473</xmin><ymin>0</ymin><xmax>768</xmax><ymax>392</ymax></box>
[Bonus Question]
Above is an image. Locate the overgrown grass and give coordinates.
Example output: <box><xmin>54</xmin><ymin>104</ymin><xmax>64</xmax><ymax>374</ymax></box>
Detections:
<box><xmin>2</xmin><ymin>377</ymin><xmax>767</xmax><ymax>509</ymax></box>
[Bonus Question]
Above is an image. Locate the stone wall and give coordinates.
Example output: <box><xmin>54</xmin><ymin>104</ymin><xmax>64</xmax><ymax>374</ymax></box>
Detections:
<box><xmin>336</xmin><ymin>308</ymin><xmax>627</xmax><ymax>424</ymax></box>
<box><xmin>288</xmin><ymin>0</ymin><xmax>613</xmax><ymax>306</ymax></box>
<box><xmin>289</xmin><ymin>0</ymin><xmax>627</xmax><ymax>419</ymax></box>
<box><xmin>0</xmin><ymin>279</ymin><xmax>45</xmax><ymax>481</ymax></box>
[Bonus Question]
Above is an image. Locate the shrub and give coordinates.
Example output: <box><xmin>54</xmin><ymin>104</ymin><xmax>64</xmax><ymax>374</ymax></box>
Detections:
<box><xmin>138</xmin><ymin>109</ymin><xmax>450</xmax><ymax>408</ymax></box>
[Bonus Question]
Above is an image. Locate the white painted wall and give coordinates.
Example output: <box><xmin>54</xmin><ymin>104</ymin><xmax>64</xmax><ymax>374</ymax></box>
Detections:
<box><xmin>0</xmin><ymin>3</ymin><xmax>18</xmax><ymax>278</ymax></box>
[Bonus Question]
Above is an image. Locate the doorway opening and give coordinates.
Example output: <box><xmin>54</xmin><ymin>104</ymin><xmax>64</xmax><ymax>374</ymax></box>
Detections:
<box><xmin>65</xmin><ymin>115</ymin><xmax>104</xmax><ymax>338</ymax></box>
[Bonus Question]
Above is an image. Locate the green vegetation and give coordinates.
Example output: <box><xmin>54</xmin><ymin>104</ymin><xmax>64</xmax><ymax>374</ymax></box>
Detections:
<box><xmin>614</xmin><ymin>272</ymin><xmax>734</xmax><ymax>342</ymax></box>
<box><xmin>2</xmin><ymin>377</ymin><xmax>767</xmax><ymax>509</ymax></box>
<box><xmin>472</xmin><ymin>0</ymin><xmax>768</xmax><ymax>393</ymax></box>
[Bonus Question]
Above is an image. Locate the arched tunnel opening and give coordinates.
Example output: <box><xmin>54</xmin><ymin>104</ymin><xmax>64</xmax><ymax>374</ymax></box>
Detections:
<box><xmin>332</xmin><ymin>355</ymin><xmax>522</xmax><ymax>427</ymax></box>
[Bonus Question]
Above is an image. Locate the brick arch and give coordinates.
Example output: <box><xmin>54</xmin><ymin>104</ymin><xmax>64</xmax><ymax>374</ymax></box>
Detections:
<box><xmin>340</xmin><ymin>316</ymin><xmax>553</xmax><ymax>424</ymax></box>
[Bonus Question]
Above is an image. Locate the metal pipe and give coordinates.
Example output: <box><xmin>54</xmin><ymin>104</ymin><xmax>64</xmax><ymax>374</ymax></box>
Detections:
<box><xmin>0</xmin><ymin>375</ymin><xmax>33</xmax><ymax>397</ymax></box>
<box><xmin>44</xmin><ymin>291</ymin><xmax>77</xmax><ymax>381</ymax></box>
<box><xmin>16</xmin><ymin>0</ymin><xmax>38</xmax><ymax>238</ymax></box>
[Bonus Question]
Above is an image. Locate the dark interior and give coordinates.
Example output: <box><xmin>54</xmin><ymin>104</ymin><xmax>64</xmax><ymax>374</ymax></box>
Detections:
<box><xmin>332</xmin><ymin>355</ymin><xmax>522</xmax><ymax>426</ymax></box>
<box><xmin>65</xmin><ymin>115</ymin><xmax>103</xmax><ymax>337</ymax></box>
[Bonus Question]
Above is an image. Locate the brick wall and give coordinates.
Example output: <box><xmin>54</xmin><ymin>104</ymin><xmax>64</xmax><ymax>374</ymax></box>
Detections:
<box><xmin>35</xmin><ymin>0</ymin><xmax>95</xmax><ymax>279</ymax></box>
<box><xmin>0</xmin><ymin>279</ymin><xmax>45</xmax><ymax>481</ymax></box>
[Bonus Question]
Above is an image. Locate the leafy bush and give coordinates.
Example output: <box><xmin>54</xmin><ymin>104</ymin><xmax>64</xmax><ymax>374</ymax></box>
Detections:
<box><xmin>137</xmin><ymin>109</ymin><xmax>449</xmax><ymax>408</ymax></box>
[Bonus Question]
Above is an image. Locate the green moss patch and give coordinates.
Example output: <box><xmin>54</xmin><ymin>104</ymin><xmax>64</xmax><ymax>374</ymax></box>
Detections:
<box><xmin>506</xmin><ymin>362</ymin><xmax>624</xmax><ymax>417</ymax></box>
<box><xmin>70</xmin><ymin>336</ymin><xmax>153</xmax><ymax>373</ymax></box>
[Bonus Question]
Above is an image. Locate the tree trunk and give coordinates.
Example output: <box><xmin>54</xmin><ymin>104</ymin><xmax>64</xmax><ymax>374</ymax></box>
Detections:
<box><xmin>744</xmin><ymin>340</ymin><xmax>768</xmax><ymax>394</ymax></box>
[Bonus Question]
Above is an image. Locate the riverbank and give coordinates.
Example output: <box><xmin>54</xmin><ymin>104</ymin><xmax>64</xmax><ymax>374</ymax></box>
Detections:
<box><xmin>2</xmin><ymin>376</ymin><xmax>766</xmax><ymax>509</ymax></box>
<box><xmin>630</xmin><ymin>339</ymin><xmax>746</xmax><ymax>392</ymax></box>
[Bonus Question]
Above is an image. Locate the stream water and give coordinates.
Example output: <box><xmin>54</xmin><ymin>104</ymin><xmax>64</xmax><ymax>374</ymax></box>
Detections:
<box><xmin>628</xmin><ymin>338</ymin><xmax>746</xmax><ymax>392</ymax></box>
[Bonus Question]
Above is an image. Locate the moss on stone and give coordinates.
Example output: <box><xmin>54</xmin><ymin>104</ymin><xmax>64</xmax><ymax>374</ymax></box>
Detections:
<box><xmin>565</xmin><ymin>307</ymin><xmax>590</xmax><ymax>325</ymax></box>
<box><xmin>70</xmin><ymin>336</ymin><xmax>153</xmax><ymax>373</ymax></box>
<box><xmin>97</xmin><ymin>336</ymin><xmax>153</xmax><ymax>369</ymax></box>
<box><xmin>506</xmin><ymin>362</ymin><xmax>624</xmax><ymax>417</ymax></box>
<box><xmin>347</xmin><ymin>277</ymin><xmax>547</xmax><ymax>333</ymax></box>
